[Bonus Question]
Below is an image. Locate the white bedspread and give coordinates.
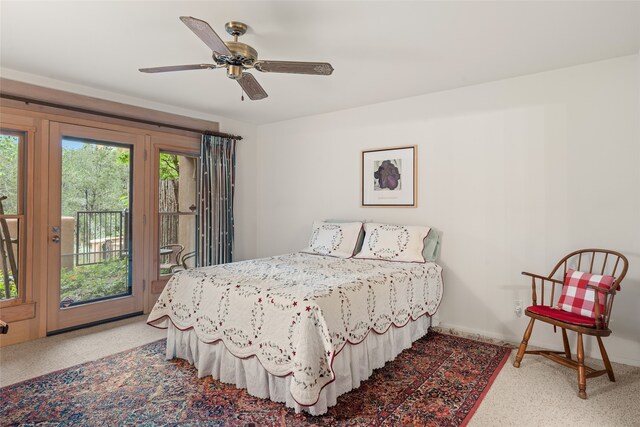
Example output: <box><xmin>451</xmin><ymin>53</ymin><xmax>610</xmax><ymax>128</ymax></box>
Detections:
<box><xmin>147</xmin><ymin>252</ymin><xmax>443</xmax><ymax>406</ymax></box>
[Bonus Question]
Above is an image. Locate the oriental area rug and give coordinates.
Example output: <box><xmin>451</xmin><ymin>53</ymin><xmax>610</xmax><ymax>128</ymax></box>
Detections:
<box><xmin>1</xmin><ymin>332</ymin><xmax>510</xmax><ymax>426</ymax></box>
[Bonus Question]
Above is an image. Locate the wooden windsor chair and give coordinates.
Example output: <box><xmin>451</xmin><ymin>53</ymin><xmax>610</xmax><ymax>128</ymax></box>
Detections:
<box><xmin>513</xmin><ymin>249</ymin><xmax>629</xmax><ymax>399</ymax></box>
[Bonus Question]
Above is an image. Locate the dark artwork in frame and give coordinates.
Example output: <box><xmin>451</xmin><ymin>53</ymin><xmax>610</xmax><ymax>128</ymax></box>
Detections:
<box><xmin>362</xmin><ymin>145</ymin><xmax>416</xmax><ymax>207</ymax></box>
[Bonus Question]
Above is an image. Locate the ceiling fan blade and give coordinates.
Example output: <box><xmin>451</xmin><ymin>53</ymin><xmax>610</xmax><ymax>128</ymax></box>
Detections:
<box><xmin>254</xmin><ymin>60</ymin><xmax>334</xmax><ymax>76</ymax></box>
<box><xmin>179</xmin><ymin>16</ymin><xmax>231</xmax><ymax>56</ymax></box>
<box><xmin>139</xmin><ymin>64</ymin><xmax>217</xmax><ymax>73</ymax></box>
<box><xmin>237</xmin><ymin>73</ymin><xmax>268</xmax><ymax>100</ymax></box>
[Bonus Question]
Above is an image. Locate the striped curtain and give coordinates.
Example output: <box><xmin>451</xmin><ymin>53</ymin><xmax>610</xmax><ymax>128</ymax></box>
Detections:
<box><xmin>199</xmin><ymin>135</ymin><xmax>237</xmax><ymax>266</ymax></box>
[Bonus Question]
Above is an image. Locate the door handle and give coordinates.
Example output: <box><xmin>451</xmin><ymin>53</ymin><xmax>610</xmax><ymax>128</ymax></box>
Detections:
<box><xmin>52</xmin><ymin>235</ymin><xmax>61</xmax><ymax>243</ymax></box>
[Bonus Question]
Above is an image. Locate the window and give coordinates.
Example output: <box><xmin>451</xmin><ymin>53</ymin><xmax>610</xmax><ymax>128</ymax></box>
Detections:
<box><xmin>0</xmin><ymin>129</ymin><xmax>26</xmax><ymax>302</ymax></box>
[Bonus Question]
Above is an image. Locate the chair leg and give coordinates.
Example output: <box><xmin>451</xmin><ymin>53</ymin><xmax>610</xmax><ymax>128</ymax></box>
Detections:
<box><xmin>561</xmin><ymin>328</ymin><xmax>571</xmax><ymax>360</ymax></box>
<box><xmin>514</xmin><ymin>318</ymin><xmax>535</xmax><ymax>368</ymax></box>
<box><xmin>597</xmin><ymin>336</ymin><xmax>615</xmax><ymax>382</ymax></box>
<box><xmin>577</xmin><ymin>333</ymin><xmax>587</xmax><ymax>399</ymax></box>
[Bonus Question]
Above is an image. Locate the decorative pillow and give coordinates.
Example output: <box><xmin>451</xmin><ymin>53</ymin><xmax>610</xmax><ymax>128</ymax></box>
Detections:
<box><xmin>302</xmin><ymin>221</ymin><xmax>363</xmax><ymax>258</ymax></box>
<box><xmin>325</xmin><ymin>219</ymin><xmax>366</xmax><ymax>254</ymax></box>
<box><xmin>556</xmin><ymin>269</ymin><xmax>615</xmax><ymax>319</ymax></box>
<box><xmin>354</xmin><ymin>223</ymin><xmax>431</xmax><ymax>263</ymax></box>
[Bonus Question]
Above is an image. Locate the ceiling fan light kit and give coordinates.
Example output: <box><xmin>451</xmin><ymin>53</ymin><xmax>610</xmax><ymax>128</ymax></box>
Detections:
<box><xmin>139</xmin><ymin>16</ymin><xmax>334</xmax><ymax>101</ymax></box>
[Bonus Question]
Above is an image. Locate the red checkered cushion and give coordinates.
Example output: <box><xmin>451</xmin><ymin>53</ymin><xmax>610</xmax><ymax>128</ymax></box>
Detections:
<box><xmin>556</xmin><ymin>269</ymin><xmax>615</xmax><ymax>319</ymax></box>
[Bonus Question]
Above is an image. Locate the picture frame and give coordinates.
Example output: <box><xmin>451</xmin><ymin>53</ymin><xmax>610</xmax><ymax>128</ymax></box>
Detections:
<box><xmin>361</xmin><ymin>145</ymin><xmax>417</xmax><ymax>207</ymax></box>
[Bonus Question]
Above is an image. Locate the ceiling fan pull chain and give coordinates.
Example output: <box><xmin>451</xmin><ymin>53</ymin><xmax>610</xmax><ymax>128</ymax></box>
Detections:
<box><xmin>241</xmin><ymin>88</ymin><xmax>245</xmax><ymax>101</ymax></box>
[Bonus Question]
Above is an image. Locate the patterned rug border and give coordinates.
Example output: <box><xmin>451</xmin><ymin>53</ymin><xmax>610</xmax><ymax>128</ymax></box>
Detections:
<box><xmin>460</xmin><ymin>345</ymin><xmax>511</xmax><ymax>427</ymax></box>
<box><xmin>431</xmin><ymin>330</ymin><xmax>513</xmax><ymax>427</ymax></box>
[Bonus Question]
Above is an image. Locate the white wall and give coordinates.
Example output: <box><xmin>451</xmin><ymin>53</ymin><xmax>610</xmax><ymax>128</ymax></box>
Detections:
<box><xmin>251</xmin><ymin>55</ymin><xmax>640</xmax><ymax>365</ymax></box>
<box><xmin>227</xmin><ymin>118</ymin><xmax>258</xmax><ymax>261</ymax></box>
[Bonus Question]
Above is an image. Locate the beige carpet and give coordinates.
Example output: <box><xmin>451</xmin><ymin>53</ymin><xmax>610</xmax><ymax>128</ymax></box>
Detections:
<box><xmin>470</xmin><ymin>350</ymin><xmax>640</xmax><ymax>427</ymax></box>
<box><xmin>1</xmin><ymin>316</ymin><xmax>638</xmax><ymax>426</ymax></box>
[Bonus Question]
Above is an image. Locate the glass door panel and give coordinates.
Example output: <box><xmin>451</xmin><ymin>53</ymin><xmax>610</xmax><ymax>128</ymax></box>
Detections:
<box><xmin>0</xmin><ymin>129</ymin><xmax>25</xmax><ymax>303</ymax></box>
<box><xmin>59</xmin><ymin>137</ymin><xmax>132</xmax><ymax>306</ymax></box>
<box><xmin>158</xmin><ymin>152</ymin><xmax>198</xmax><ymax>276</ymax></box>
<box><xmin>47</xmin><ymin>123</ymin><xmax>144</xmax><ymax>332</ymax></box>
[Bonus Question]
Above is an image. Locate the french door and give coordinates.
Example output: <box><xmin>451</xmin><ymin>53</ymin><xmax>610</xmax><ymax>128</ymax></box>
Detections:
<box><xmin>148</xmin><ymin>135</ymin><xmax>200</xmax><ymax>300</ymax></box>
<box><xmin>46</xmin><ymin>123</ymin><xmax>145</xmax><ymax>332</ymax></box>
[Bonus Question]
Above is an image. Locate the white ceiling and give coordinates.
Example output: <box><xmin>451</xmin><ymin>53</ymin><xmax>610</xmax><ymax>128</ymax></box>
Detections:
<box><xmin>1</xmin><ymin>1</ymin><xmax>639</xmax><ymax>125</ymax></box>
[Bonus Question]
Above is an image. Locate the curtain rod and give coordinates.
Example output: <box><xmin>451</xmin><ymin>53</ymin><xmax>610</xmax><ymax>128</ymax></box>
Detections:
<box><xmin>0</xmin><ymin>93</ymin><xmax>243</xmax><ymax>141</ymax></box>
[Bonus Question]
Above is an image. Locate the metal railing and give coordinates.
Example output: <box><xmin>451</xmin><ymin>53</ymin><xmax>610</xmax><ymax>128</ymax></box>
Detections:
<box><xmin>75</xmin><ymin>210</ymin><xmax>129</xmax><ymax>265</ymax></box>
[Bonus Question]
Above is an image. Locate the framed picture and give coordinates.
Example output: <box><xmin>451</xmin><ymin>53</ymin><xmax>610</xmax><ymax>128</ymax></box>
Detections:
<box><xmin>361</xmin><ymin>145</ymin><xmax>417</xmax><ymax>207</ymax></box>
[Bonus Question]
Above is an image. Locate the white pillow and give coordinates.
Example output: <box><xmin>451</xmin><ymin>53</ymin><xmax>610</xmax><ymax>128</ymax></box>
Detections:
<box><xmin>354</xmin><ymin>223</ymin><xmax>431</xmax><ymax>263</ymax></box>
<box><xmin>302</xmin><ymin>221</ymin><xmax>363</xmax><ymax>258</ymax></box>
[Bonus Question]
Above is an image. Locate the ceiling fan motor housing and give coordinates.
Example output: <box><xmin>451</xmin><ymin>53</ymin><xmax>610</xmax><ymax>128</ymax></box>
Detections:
<box><xmin>226</xmin><ymin>64</ymin><xmax>243</xmax><ymax>80</ymax></box>
<box><xmin>215</xmin><ymin>41</ymin><xmax>258</xmax><ymax>79</ymax></box>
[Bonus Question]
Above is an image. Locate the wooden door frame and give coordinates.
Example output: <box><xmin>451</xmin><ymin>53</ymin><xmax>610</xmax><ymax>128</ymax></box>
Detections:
<box><xmin>146</xmin><ymin>134</ymin><xmax>200</xmax><ymax>311</ymax></box>
<box><xmin>46</xmin><ymin>122</ymin><xmax>145</xmax><ymax>332</ymax></box>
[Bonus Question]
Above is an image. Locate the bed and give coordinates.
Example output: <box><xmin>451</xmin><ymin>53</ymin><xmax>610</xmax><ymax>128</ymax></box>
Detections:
<box><xmin>148</xmin><ymin>251</ymin><xmax>443</xmax><ymax>415</ymax></box>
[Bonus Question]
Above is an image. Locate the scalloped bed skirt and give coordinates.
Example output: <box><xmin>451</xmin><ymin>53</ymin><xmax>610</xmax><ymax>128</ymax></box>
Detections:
<box><xmin>166</xmin><ymin>315</ymin><xmax>431</xmax><ymax>415</ymax></box>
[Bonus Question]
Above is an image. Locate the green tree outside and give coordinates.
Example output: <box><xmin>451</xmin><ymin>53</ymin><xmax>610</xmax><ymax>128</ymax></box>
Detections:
<box><xmin>61</xmin><ymin>140</ymin><xmax>130</xmax><ymax>216</ymax></box>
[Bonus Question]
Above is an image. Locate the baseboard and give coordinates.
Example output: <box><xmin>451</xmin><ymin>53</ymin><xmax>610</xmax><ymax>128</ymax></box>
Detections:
<box><xmin>431</xmin><ymin>323</ymin><xmax>515</xmax><ymax>348</ymax></box>
<box><xmin>47</xmin><ymin>311</ymin><xmax>144</xmax><ymax>336</ymax></box>
<box><xmin>435</xmin><ymin>322</ymin><xmax>640</xmax><ymax>367</ymax></box>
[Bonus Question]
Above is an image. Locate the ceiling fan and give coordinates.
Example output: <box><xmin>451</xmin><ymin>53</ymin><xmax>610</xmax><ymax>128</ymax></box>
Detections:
<box><xmin>139</xmin><ymin>16</ymin><xmax>334</xmax><ymax>100</ymax></box>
